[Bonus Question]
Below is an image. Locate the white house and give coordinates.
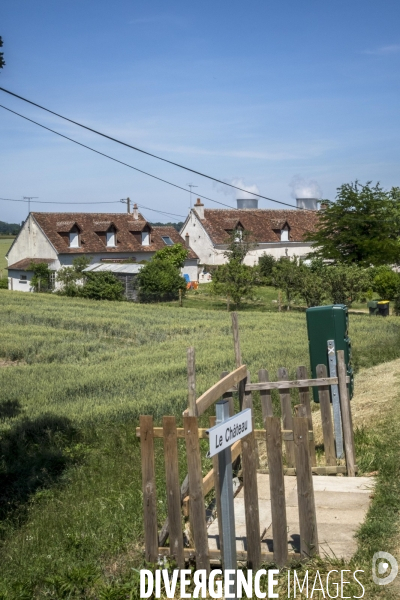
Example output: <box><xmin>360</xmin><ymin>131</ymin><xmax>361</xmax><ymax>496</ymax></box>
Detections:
<box><xmin>180</xmin><ymin>197</ymin><xmax>320</xmax><ymax>278</ymax></box>
<box><xmin>7</xmin><ymin>206</ymin><xmax>199</xmax><ymax>291</ymax></box>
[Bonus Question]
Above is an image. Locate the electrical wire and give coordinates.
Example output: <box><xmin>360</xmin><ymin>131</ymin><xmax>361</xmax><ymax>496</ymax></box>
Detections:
<box><xmin>0</xmin><ymin>86</ymin><xmax>301</xmax><ymax>210</ymax></box>
<box><xmin>0</xmin><ymin>196</ymin><xmax>120</xmax><ymax>205</ymax></box>
<box><xmin>0</xmin><ymin>103</ymin><xmax>237</xmax><ymax>210</ymax></box>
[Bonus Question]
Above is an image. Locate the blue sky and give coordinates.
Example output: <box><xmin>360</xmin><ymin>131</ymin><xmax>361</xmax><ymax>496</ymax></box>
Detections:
<box><xmin>1</xmin><ymin>0</ymin><xmax>399</xmax><ymax>223</ymax></box>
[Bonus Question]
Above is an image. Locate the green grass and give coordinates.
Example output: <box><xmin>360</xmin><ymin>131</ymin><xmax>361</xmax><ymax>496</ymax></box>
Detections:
<box><xmin>0</xmin><ymin>291</ymin><xmax>400</xmax><ymax>597</ymax></box>
<box><xmin>0</xmin><ymin>238</ymin><xmax>13</xmax><ymax>275</ymax></box>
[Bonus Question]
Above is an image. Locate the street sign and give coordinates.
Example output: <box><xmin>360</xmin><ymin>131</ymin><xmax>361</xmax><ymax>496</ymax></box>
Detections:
<box><xmin>207</xmin><ymin>408</ymin><xmax>253</xmax><ymax>457</ymax></box>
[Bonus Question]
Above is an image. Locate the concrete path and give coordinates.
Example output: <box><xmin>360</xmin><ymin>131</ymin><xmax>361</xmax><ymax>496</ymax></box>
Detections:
<box><xmin>207</xmin><ymin>474</ymin><xmax>374</xmax><ymax>560</ymax></box>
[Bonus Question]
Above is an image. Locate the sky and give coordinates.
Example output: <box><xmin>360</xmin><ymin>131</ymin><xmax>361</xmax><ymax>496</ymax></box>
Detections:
<box><xmin>0</xmin><ymin>0</ymin><xmax>400</xmax><ymax>224</ymax></box>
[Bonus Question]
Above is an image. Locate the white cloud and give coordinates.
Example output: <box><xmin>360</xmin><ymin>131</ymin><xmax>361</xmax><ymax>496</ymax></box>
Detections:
<box><xmin>363</xmin><ymin>44</ymin><xmax>400</xmax><ymax>55</ymax></box>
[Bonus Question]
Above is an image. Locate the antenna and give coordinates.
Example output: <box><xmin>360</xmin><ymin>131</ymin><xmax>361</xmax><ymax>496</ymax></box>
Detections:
<box><xmin>187</xmin><ymin>184</ymin><xmax>198</xmax><ymax>209</ymax></box>
<box><xmin>23</xmin><ymin>196</ymin><xmax>38</xmax><ymax>214</ymax></box>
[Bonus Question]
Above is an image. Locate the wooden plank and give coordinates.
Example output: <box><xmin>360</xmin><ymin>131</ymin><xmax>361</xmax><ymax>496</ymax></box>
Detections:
<box><xmin>162</xmin><ymin>417</ymin><xmax>184</xmax><ymax>567</ymax></box>
<box><xmin>136</xmin><ymin>427</ymin><xmax>313</xmax><ymax>441</ymax></box>
<box><xmin>296</xmin><ymin>366</ymin><xmax>317</xmax><ymax>468</ymax></box>
<box><xmin>182</xmin><ymin>440</ymin><xmax>242</xmax><ymax>516</ymax></box>
<box><xmin>241</xmin><ymin>381</ymin><xmax>261</xmax><ymax>568</ymax></box>
<box><xmin>316</xmin><ymin>364</ymin><xmax>336</xmax><ymax>466</ymax></box>
<box><xmin>157</xmin><ymin>547</ymin><xmax>301</xmax><ymax>563</ymax></box>
<box><xmin>140</xmin><ymin>415</ymin><xmax>158</xmax><ymax>563</ymax></box>
<box><xmin>183</xmin><ymin>416</ymin><xmax>210</xmax><ymax>573</ymax></box>
<box><xmin>265</xmin><ymin>417</ymin><xmax>288</xmax><ymax>567</ymax></box>
<box><xmin>258</xmin><ymin>465</ymin><xmax>354</xmax><ymax>476</ymax></box>
<box><xmin>337</xmin><ymin>351</ymin><xmax>356</xmax><ymax>477</ymax></box>
<box><xmin>293</xmin><ymin>417</ymin><xmax>319</xmax><ymax>558</ymax></box>
<box><xmin>278</xmin><ymin>368</ymin><xmax>295</xmax><ymax>468</ymax></box>
<box><xmin>231</xmin><ymin>311</ymin><xmax>245</xmax><ymax>411</ymax></box>
<box><xmin>158</xmin><ymin>474</ymin><xmax>189</xmax><ymax>547</ymax></box>
<box><xmin>245</xmin><ymin>376</ymin><xmax>350</xmax><ymax>391</ymax></box>
<box><xmin>221</xmin><ymin>371</ymin><xmax>235</xmax><ymax>417</ymax></box>
<box><xmin>187</xmin><ymin>347</ymin><xmax>197</xmax><ymax>416</ymax></box>
<box><xmin>183</xmin><ymin>365</ymin><xmax>247</xmax><ymax>417</ymax></box>
<box><xmin>245</xmin><ymin>371</ymin><xmax>259</xmax><ymax>467</ymax></box>
<box><xmin>259</xmin><ymin>368</ymin><xmax>273</xmax><ymax>421</ymax></box>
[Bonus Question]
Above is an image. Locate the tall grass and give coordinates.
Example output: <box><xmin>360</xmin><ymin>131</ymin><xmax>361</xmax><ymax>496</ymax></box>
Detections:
<box><xmin>0</xmin><ymin>290</ymin><xmax>400</xmax><ymax>596</ymax></box>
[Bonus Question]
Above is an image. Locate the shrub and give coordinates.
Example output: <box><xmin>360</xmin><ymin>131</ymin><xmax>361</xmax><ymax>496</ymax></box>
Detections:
<box><xmin>211</xmin><ymin>261</ymin><xmax>258</xmax><ymax>307</ymax></box>
<box><xmin>296</xmin><ymin>267</ymin><xmax>327</xmax><ymax>307</ymax></box>
<box><xmin>271</xmin><ymin>257</ymin><xmax>301</xmax><ymax>309</ymax></box>
<box><xmin>258</xmin><ymin>254</ymin><xmax>276</xmax><ymax>283</ymax></box>
<box><xmin>79</xmin><ymin>272</ymin><xmax>124</xmax><ymax>301</ymax></box>
<box><xmin>324</xmin><ymin>264</ymin><xmax>371</xmax><ymax>306</ymax></box>
<box><xmin>57</xmin><ymin>256</ymin><xmax>91</xmax><ymax>296</ymax></box>
<box><xmin>0</xmin><ymin>277</ymin><xmax>8</xmax><ymax>289</ymax></box>
<box><xmin>372</xmin><ymin>269</ymin><xmax>400</xmax><ymax>301</ymax></box>
<box><xmin>137</xmin><ymin>260</ymin><xmax>187</xmax><ymax>303</ymax></box>
<box><xmin>29</xmin><ymin>262</ymin><xmax>52</xmax><ymax>293</ymax></box>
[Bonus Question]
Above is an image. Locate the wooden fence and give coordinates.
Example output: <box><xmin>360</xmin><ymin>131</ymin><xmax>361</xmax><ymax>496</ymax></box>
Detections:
<box><xmin>137</xmin><ymin>314</ymin><xmax>356</xmax><ymax>568</ymax></box>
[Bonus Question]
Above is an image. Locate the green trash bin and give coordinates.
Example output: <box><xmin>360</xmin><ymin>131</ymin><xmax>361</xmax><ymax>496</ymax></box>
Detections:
<box><xmin>367</xmin><ymin>300</ymin><xmax>379</xmax><ymax>316</ymax></box>
<box><xmin>377</xmin><ymin>300</ymin><xmax>390</xmax><ymax>317</ymax></box>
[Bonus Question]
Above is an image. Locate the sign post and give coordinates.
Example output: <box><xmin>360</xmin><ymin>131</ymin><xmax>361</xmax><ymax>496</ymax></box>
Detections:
<box><xmin>208</xmin><ymin>404</ymin><xmax>253</xmax><ymax>599</ymax></box>
<box><xmin>327</xmin><ymin>340</ymin><xmax>344</xmax><ymax>458</ymax></box>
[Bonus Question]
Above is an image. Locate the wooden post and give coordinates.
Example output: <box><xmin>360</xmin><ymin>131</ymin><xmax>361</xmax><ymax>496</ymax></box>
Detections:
<box><xmin>265</xmin><ymin>417</ymin><xmax>288</xmax><ymax>566</ymax></box>
<box><xmin>296</xmin><ymin>366</ymin><xmax>317</xmax><ymax>467</ymax></box>
<box><xmin>277</xmin><ymin>368</ymin><xmax>295</xmax><ymax>467</ymax></box>
<box><xmin>245</xmin><ymin>371</ymin><xmax>259</xmax><ymax>467</ymax></box>
<box><xmin>293</xmin><ymin>417</ymin><xmax>319</xmax><ymax>558</ymax></box>
<box><xmin>295</xmin><ymin>404</ymin><xmax>307</xmax><ymax>417</ymax></box>
<box><xmin>316</xmin><ymin>364</ymin><xmax>336</xmax><ymax>466</ymax></box>
<box><xmin>179</xmin><ymin>288</ymin><xmax>182</xmax><ymax>307</ymax></box>
<box><xmin>187</xmin><ymin>347</ymin><xmax>197</xmax><ymax>417</ymax></box>
<box><xmin>162</xmin><ymin>417</ymin><xmax>185</xmax><ymax>568</ymax></box>
<box><xmin>337</xmin><ymin>351</ymin><xmax>356</xmax><ymax>477</ymax></box>
<box><xmin>231</xmin><ymin>312</ymin><xmax>245</xmax><ymax>410</ymax></box>
<box><xmin>140</xmin><ymin>415</ymin><xmax>158</xmax><ymax>563</ymax></box>
<box><xmin>278</xmin><ymin>290</ymin><xmax>282</xmax><ymax>312</ymax></box>
<box><xmin>259</xmin><ymin>369</ymin><xmax>273</xmax><ymax>422</ymax></box>
<box><xmin>184</xmin><ymin>416</ymin><xmax>210</xmax><ymax>573</ymax></box>
<box><xmin>221</xmin><ymin>371</ymin><xmax>235</xmax><ymax>416</ymax></box>
<box><xmin>210</xmin><ymin>416</ymin><xmax>224</xmax><ymax>559</ymax></box>
<box><xmin>242</xmin><ymin>382</ymin><xmax>261</xmax><ymax>568</ymax></box>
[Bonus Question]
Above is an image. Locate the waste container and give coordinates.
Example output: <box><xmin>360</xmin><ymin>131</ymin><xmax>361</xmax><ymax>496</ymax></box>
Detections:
<box><xmin>367</xmin><ymin>300</ymin><xmax>379</xmax><ymax>316</ymax></box>
<box><xmin>377</xmin><ymin>300</ymin><xmax>390</xmax><ymax>317</ymax></box>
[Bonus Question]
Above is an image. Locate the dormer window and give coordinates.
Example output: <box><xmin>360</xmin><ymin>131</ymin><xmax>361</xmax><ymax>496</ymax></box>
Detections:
<box><xmin>141</xmin><ymin>230</ymin><xmax>150</xmax><ymax>246</ymax></box>
<box><xmin>106</xmin><ymin>226</ymin><xmax>117</xmax><ymax>247</ymax></box>
<box><xmin>69</xmin><ymin>226</ymin><xmax>80</xmax><ymax>248</ymax></box>
<box><xmin>281</xmin><ymin>227</ymin><xmax>289</xmax><ymax>242</ymax></box>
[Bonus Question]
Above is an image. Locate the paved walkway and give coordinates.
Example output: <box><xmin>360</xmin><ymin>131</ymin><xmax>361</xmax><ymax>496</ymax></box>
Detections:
<box><xmin>207</xmin><ymin>474</ymin><xmax>374</xmax><ymax>559</ymax></box>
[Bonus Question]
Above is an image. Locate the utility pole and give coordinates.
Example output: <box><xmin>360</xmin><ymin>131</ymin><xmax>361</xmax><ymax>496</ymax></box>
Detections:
<box><xmin>120</xmin><ymin>197</ymin><xmax>131</xmax><ymax>213</ymax></box>
<box><xmin>187</xmin><ymin>184</ymin><xmax>198</xmax><ymax>209</ymax></box>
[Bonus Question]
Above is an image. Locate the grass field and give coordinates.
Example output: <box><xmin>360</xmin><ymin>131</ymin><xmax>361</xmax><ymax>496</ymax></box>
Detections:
<box><xmin>1</xmin><ymin>291</ymin><xmax>400</xmax><ymax>597</ymax></box>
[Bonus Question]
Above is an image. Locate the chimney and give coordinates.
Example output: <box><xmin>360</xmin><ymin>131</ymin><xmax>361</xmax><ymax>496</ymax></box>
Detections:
<box><xmin>237</xmin><ymin>198</ymin><xmax>258</xmax><ymax>209</ymax></box>
<box><xmin>185</xmin><ymin>232</ymin><xmax>190</xmax><ymax>249</ymax></box>
<box><xmin>319</xmin><ymin>201</ymin><xmax>328</xmax><ymax>211</ymax></box>
<box><xmin>132</xmin><ymin>203</ymin><xmax>139</xmax><ymax>220</ymax></box>
<box><xmin>193</xmin><ymin>198</ymin><xmax>204</xmax><ymax>220</ymax></box>
<box><xmin>296</xmin><ymin>198</ymin><xmax>319</xmax><ymax>211</ymax></box>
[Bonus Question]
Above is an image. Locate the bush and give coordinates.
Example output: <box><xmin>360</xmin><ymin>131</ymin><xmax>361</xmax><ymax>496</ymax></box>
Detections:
<box><xmin>258</xmin><ymin>254</ymin><xmax>276</xmax><ymax>283</ymax></box>
<box><xmin>0</xmin><ymin>277</ymin><xmax>8</xmax><ymax>289</ymax></box>
<box><xmin>79</xmin><ymin>272</ymin><xmax>124</xmax><ymax>301</ymax></box>
<box><xmin>296</xmin><ymin>266</ymin><xmax>327</xmax><ymax>307</ymax></box>
<box><xmin>323</xmin><ymin>264</ymin><xmax>371</xmax><ymax>306</ymax></box>
<box><xmin>373</xmin><ymin>269</ymin><xmax>400</xmax><ymax>300</ymax></box>
<box><xmin>137</xmin><ymin>260</ymin><xmax>187</xmax><ymax>303</ymax></box>
<box><xmin>211</xmin><ymin>261</ymin><xmax>258</xmax><ymax>307</ymax></box>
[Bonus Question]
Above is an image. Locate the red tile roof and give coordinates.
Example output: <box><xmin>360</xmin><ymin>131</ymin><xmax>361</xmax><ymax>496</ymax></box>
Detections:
<box><xmin>31</xmin><ymin>213</ymin><xmax>197</xmax><ymax>259</ymax></box>
<box><xmin>198</xmin><ymin>209</ymin><xmax>320</xmax><ymax>244</ymax></box>
<box><xmin>8</xmin><ymin>258</ymin><xmax>55</xmax><ymax>270</ymax></box>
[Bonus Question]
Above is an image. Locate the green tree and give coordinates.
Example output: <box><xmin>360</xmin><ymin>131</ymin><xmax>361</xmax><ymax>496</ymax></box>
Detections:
<box><xmin>296</xmin><ymin>266</ymin><xmax>327</xmax><ymax>307</ymax></box>
<box><xmin>258</xmin><ymin>254</ymin><xmax>276</xmax><ymax>283</ymax></box>
<box><xmin>324</xmin><ymin>264</ymin><xmax>371</xmax><ymax>306</ymax></box>
<box><xmin>271</xmin><ymin>257</ymin><xmax>302</xmax><ymax>309</ymax></box>
<box><xmin>0</xmin><ymin>37</ymin><xmax>5</xmax><ymax>71</ymax></box>
<box><xmin>29</xmin><ymin>262</ymin><xmax>52</xmax><ymax>292</ymax></box>
<box><xmin>137</xmin><ymin>260</ymin><xmax>187</xmax><ymax>303</ymax></box>
<box><xmin>306</xmin><ymin>181</ymin><xmax>400</xmax><ymax>266</ymax></box>
<box><xmin>373</xmin><ymin>269</ymin><xmax>400</xmax><ymax>300</ymax></box>
<box><xmin>57</xmin><ymin>256</ymin><xmax>91</xmax><ymax>296</ymax></box>
<box><xmin>152</xmin><ymin>244</ymin><xmax>188</xmax><ymax>269</ymax></box>
<box><xmin>80</xmin><ymin>271</ymin><xmax>124</xmax><ymax>301</ymax></box>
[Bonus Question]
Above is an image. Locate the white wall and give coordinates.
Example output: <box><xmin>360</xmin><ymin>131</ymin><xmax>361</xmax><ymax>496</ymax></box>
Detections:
<box><xmin>7</xmin><ymin>215</ymin><xmax>58</xmax><ymax>266</ymax></box>
<box><xmin>180</xmin><ymin>211</ymin><xmax>216</xmax><ymax>265</ymax></box>
<box><xmin>181</xmin><ymin>259</ymin><xmax>198</xmax><ymax>282</ymax></box>
<box><xmin>8</xmin><ymin>269</ymin><xmax>34</xmax><ymax>292</ymax></box>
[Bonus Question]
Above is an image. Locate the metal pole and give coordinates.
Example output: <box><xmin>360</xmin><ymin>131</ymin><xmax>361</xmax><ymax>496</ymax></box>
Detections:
<box><xmin>327</xmin><ymin>340</ymin><xmax>344</xmax><ymax>458</ymax></box>
<box><xmin>216</xmin><ymin>399</ymin><xmax>237</xmax><ymax>598</ymax></box>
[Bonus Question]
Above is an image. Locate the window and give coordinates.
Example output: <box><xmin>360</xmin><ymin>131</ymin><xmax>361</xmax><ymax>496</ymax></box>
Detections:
<box><xmin>19</xmin><ymin>274</ymin><xmax>27</xmax><ymax>283</ymax></box>
<box><xmin>69</xmin><ymin>227</ymin><xmax>80</xmax><ymax>248</ymax></box>
<box><xmin>141</xmin><ymin>230</ymin><xmax>150</xmax><ymax>246</ymax></box>
<box><xmin>161</xmin><ymin>236</ymin><xmax>174</xmax><ymax>246</ymax></box>
<box><xmin>234</xmin><ymin>229</ymin><xmax>243</xmax><ymax>242</ymax></box>
<box><xmin>106</xmin><ymin>227</ymin><xmax>116</xmax><ymax>247</ymax></box>
<box><xmin>281</xmin><ymin>228</ymin><xmax>289</xmax><ymax>242</ymax></box>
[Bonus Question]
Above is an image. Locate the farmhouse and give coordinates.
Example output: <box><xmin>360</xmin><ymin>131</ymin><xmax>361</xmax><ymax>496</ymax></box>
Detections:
<box><xmin>180</xmin><ymin>197</ymin><xmax>320</xmax><ymax>274</ymax></box>
<box><xmin>6</xmin><ymin>206</ymin><xmax>199</xmax><ymax>292</ymax></box>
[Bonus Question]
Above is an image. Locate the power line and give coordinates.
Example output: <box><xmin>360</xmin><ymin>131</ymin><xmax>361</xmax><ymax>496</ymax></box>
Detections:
<box><xmin>0</xmin><ymin>196</ymin><xmax>121</xmax><ymax>205</ymax></box>
<box><xmin>0</xmin><ymin>86</ymin><xmax>301</xmax><ymax>210</ymax></box>
<box><xmin>0</xmin><ymin>103</ymin><xmax>237</xmax><ymax>210</ymax></box>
